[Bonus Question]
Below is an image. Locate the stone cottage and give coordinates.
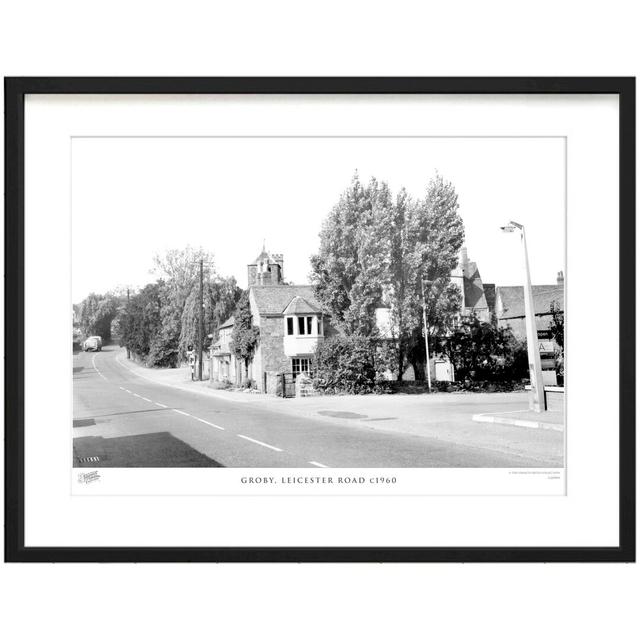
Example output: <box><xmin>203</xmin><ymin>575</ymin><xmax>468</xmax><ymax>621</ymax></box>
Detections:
<box><xmin>210</xmin><ymin>247</ymin><xmax>334</xmax><ymax>393</ymax></box>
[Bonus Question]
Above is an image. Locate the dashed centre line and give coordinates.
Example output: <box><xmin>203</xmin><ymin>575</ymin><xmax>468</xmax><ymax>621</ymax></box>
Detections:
<box><xmin>237</xmin><ymin>434</ymin><xmax>283</xmax><ymax>452</ymax></box>
<box><xmin>196</xmin><ymin>417</ymin><xmax>225</xmax><ymax>431</ymax></box>
<box><xmin>105</xmin><ymin>358</ymin><xmax>327</xmax><ymax>462</ymax></box>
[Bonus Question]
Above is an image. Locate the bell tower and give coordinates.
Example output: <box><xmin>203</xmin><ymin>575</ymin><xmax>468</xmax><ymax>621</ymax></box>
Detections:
<box><xmin>247</xmin><ymin>243</ymin><xmax>284</xmax><ymax>287</ymax></box>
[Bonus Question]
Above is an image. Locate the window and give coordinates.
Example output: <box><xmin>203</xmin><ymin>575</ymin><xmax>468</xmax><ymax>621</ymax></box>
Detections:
<box><xmin>291</xmin><ymin>358</ymin><xmax>311</xmax><ymax>377</ymax></box>
<box><xmin>289</xmin><ymin>316</ymin><xmax>317</xmax><ymax>336</ymax></box>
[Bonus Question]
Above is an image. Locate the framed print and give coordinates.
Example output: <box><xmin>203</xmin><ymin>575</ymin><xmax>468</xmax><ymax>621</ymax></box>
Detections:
<box><xmin>4</xmin><ymin>77</ymin><xmax>635</xmax><ymax>562</ymax></box>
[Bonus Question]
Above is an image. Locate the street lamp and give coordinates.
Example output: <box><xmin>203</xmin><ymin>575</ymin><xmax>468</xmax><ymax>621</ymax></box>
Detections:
<box><xmin>421</xmin><ymin>278</ymin><xmax>433</xmax><ymax>393</ymax></box>
<box><xmin>501</xmin><ymin>221</ymin><xmax>545</xmax><ymax>412</ymax></box>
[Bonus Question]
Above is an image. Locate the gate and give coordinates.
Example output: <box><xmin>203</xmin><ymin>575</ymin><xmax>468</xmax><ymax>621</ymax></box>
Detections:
<box><xmin>279</xmin><ymin>372</ymin><xmax>296</xmax><ymax>398</ymax></box>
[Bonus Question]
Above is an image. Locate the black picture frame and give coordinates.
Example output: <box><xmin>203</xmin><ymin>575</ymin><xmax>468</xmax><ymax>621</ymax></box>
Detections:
<box><xmin>4</xmin><ymin>77</ymin><xmax>635</xmax><ymax>563</ymax></box>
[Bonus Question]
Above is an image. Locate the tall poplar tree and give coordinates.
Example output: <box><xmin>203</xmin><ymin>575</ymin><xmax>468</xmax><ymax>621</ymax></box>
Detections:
<box><xmin>311</xmin><ymin>172</ymin><xmax>465</xmax><ymax>380</ymax></box>
<box><xmin>310</xmin><ymin>173</ymin><xmax>391</xmax><ymax>335</ymax></box>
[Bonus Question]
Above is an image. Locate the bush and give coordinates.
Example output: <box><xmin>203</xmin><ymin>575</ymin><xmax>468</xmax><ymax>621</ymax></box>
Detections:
<box><xmin>210</xmin><ymin>380</ymin><xmax>232</xmax><ymax>390</ymax></box>
<box><xmin>313</xmin><ymin>335</ymin><xmax>384</xmax><ymax>394</ymax></box>
<box><xmin>438</xmin><ymin>315</ymin><xmax>529</xmax><ymax>383</ymax></box>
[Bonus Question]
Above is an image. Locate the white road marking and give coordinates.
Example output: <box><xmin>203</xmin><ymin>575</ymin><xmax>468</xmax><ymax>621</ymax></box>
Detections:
<box><xmin>309</xmin><ymin>461</ymin><xmax>329</xmax><ymax>468</ymax></box>
<box><xmin>155</xmin><ymin>402</ymin><xmax>168</xmax><ymax>408</ymax></box>
<box><xmin>140</xmin><ymin>396</ymin><xmax>152</xmax><ymax>402</ymax></box>
<box><xmin>173</xmin><ymin>409</ymin><xmax>191</xmax><ymax>417</ymax></box>
<box><xmin>125</xmin><ymin>389</ymin><xmax>132</xmax><ymax>394</ymax></box>
<box><xmin>474</xmin><ymin>409</ymin><xmax>529</xmax><ymax>417</ymax></box>
<box><xmin>237</xmin><ymin>434</ymin><xmax>283</xmax><ymax>452</ymax></box>
<box><xmin>196</xmin><ymin>417</ymin><xmax>224</xmax><ymax>431</ymax></box>
<box><xmin>91</xmin><ymin>354</ymin><xmax>108</xmax><ymax>381</ymax></box>
<box><xmin>132</xmin><ymin>393</ymin><xmax>142</xmax><ymax>398</ymax></box>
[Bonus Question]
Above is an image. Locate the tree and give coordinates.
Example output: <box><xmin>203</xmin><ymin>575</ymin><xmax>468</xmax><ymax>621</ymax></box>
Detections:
<box><xmin>549</xmin><ymin>300</ymin><xmax>565</xmax><ymax>381</ymax></box>
<box><xmin>313</xmin><ymin>335</ymin><xmax>382</xmax><ymax>394</ymax></box>
<box><xmin>439</xmin><ymin>314</ymin><xmax>527</xmax><ymax>382</ymax></box>
<box><xmin>549</xmin><ymin>301</ymin><xmax>564</xmax><ymax>352</ymax></box>
<box><xmin>403</xmin><ymin>279</ymin><xmax>462</xmax><ymax>381</ymax></box>
<box><xmin>311</xmin><ymin>172</ymin><xmax>465</xmax><ymax>380</ymax></box>
<box><xmin>180</xmin><ymin>276</ymin><xmax>242</xmax><ymax>356</ymax></box>
<box><xmin>230</xmin><ymin>291</ymin><xmax>260</xmax><ymax>378</ymax></box>
<box><xmin>310</xmin><ymin>173</ymin><xmax>390</xmax><ymax>335</ymax></box>
<box><xmin>78</xmin><ymin>292</ymin><xmax>122</xmax><ymax>341</ymax></box>
<box><xmin>151</xmin><ymin>246</ymin><xmax>218</xmax><ymax>362</ymax></box>
<box><xmin>120</xmin><ymin>282</ymin><xmax>165</xmax><ymax>363</ymax></box>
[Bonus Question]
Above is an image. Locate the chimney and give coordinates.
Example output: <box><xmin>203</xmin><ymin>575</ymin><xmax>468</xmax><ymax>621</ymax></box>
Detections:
<box><xmin>273</xmin><ymin>253</ymin><xmax>284</xmax><ymax>283</ymax></box>
<box><xmin>460</xmin><ymin>246</ymin><xmax>469</xmax><ymax>274</ymax></box>
<box><xmin>557</xmin><ymin>270</ymin><xmax>564</xmax><ymax>286</ymax></box>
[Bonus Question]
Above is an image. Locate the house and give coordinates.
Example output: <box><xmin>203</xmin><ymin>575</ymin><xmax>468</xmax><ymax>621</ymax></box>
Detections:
<box><xmin>430</xmin><ymin>247</ymin><xmax>495</xmax><ymax>381</ymax></box>
<box><xmin>495</xmin><ymin>271</ymin><xmax>564</xmax><ymax>339</ymax></box>
<box><xmin>450</xmin><ymin>246</ymin><xmax>494</xmax><ymax>322</ymax></box>
<box><xmin>210</xmin><ymin>247</ymin><xmax>334</xmax><ymax>393</ymax></box>
<box><xmin>495</xmin><ymin>271</ymin><xmax>565</xmax><ymax>381</ymax></box>
<box><xmin>209</xmin><ymin>316</ymin><xmax>238</xmax><ymax>383</ymax></box>
<box><xmin>495</xmin><ymin>271</ymin><xmax>565</xmax><ymax>330</ymax></box>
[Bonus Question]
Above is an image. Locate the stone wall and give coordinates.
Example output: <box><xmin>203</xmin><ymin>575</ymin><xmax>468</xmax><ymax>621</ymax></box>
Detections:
<box><xmin>255</xmin><ymin>315</ymin><xmax>291</xmax><ymax>391</ymax></box>
<box><xmin>265</xmin><ymin>371</ymin><xmax>281</xmax><ymax>395</ymax></box>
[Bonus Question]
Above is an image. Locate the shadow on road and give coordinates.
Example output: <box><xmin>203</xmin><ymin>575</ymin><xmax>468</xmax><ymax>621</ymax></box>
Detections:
<box><xmin>75</xmin><ymin>407</ymin><xmax>173</xmax><ymax>421</ymax></box>
<box><xmin>73</xmin><ymin>432</ymin><xmax>223</xmax><ymax>467</ymax></box>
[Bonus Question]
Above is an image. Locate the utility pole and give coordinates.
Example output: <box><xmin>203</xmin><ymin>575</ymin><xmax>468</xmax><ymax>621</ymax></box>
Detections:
<box><xmin>421</xmin><ymin>278</ymin><xmax>433</xmax><ymax>392</ymax></box>
<box><xmin>198</xmin><ymin>258</ymin><xmax>204</xmax><ymax>382</ymax></box>
<box><xmin>126</xmin><ymin>287</ymin><xmax>131</xmax><ymax>359</ymax></box>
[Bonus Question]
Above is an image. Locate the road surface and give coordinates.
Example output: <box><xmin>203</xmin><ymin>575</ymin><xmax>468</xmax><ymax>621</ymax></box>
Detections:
<box><xmin>73</xmin><ymin>346</ymin><xmax>556</xmax><ymax>468</ymax></box>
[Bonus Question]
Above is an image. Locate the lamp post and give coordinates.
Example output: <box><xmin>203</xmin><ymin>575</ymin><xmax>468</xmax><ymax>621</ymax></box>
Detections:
<box><xmin>501</xmin><ymin>221</ymin><xmax>545</xmax><ymax>412</ymax></box>
<box><xmin>421</xmin><ymin>278</ymin><xmax>433</xmax><ymax>393</ymax></box>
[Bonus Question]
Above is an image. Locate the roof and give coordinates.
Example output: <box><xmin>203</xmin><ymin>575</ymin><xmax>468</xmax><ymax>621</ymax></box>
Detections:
<box><xmin>497</xmin><ymin>285</ymin><xmax>564</xmax><ymax>319</ymax></box>
<box><xmin>251</xmin><ymin>285</ymin><xmax>323</xmax><ymax>316</ymax></box>
<box><xmin>248</xmin><ymin>246</ymin><xmax>281</xmax><ymax>266</ymax></box>
<box><xmin>282</xmin><ymin>295</ymin><xmax>321</xmax><ymax>315</ymax></box>
<box><xmin>483</xmin><ymin>284</ymin><xmax>496</xmax><ymax>312</ymax></box>
<box><xmin>251</xmin><ymin>248</ymin><xmax>271</xmax><ymax>264</ymax></box>
<box><xmin>463</xmin><ymin>261</ymin><xmax>488</xmax><ymax>310</ymax></box>
<box><xmin>219</xmin><ymin>315</ymin><xmax>234</xmax><ymax>329</ymax></box>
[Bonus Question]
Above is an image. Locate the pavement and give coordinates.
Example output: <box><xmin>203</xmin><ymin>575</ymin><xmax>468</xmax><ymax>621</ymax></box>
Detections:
<box><xmin>72</xmin><ymin>346</ymin><xmax>564</xmax><ymax>468</ymax></box>
<box><xmin>472</xmin><ymin>404</ymin><xmax>564</xmax><ymax>432</ymax></box>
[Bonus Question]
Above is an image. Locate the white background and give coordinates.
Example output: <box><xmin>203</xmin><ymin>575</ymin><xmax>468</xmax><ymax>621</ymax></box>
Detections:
<box><xmin>29</xmin><ymin>94</ymin><xmax>611</xmax><ymax>545</ymax></box>
<box><xmin>1</xmin><ymin>2</ymin><xmax>638</xmax><ymax>640</ymax></box>
<box><xmin>71</xmin><ymin>135</ymin><xmax>566</xmax><ymax>300</ymax></box>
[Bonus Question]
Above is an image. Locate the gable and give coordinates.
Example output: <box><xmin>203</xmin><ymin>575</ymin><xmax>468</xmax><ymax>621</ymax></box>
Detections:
<box><xmin>250</xmin><ymin>285</ymin><xmax>323</xmax><ymax>316</ymax></box>
<box><xmin>282</xmin><ymin>295</ymin><xmax>321</xmax><ymax>315</ymax></box>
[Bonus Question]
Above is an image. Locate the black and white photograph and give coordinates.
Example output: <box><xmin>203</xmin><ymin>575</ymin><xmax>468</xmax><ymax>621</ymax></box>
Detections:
<box><xmin>72</xmin><ymin>135</ymin><xmax>566</xmax><ymax>472</ymax></box>
<box><xmin>6</xmin><ymin>78</ymin><xmax>632</xmax><ymax>562</ymax></box>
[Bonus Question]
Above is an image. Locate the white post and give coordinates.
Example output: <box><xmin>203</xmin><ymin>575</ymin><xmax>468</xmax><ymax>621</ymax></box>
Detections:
<box><xmin>520</xmin><ymin>226</ymin><xmax>546</xmax><ymax>412</ymax></box>
<box><xmin>421</xmin><ymin>278</ymin><xmax>433</xmax><ymax>392</ymax></box>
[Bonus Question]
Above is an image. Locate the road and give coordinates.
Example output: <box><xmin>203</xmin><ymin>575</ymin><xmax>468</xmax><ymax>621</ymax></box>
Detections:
<box><xmin>73</xmin><ymin>346</ymin><xmax>556</xmax><ymax>468</ymax></box>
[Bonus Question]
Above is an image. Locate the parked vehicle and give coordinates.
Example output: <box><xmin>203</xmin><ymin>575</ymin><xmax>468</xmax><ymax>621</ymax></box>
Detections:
<box><xmin>82</xmin><ymin>336</ymin><xmax>103</xmax><ymax>352</ymax></box>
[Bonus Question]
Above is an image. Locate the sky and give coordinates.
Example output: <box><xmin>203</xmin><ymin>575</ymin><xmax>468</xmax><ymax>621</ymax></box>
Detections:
<box><xmin>72</xmin><ymin>136</ymin><xmax>565</xmax><ymax>303</ymax></box>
